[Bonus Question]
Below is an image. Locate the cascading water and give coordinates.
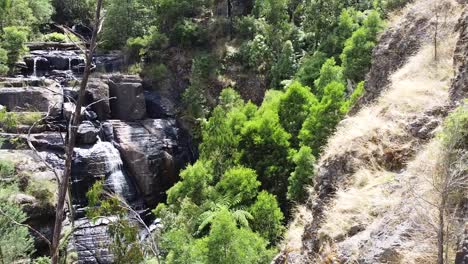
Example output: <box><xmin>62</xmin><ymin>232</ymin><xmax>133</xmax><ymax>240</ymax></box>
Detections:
<box><xmin>68</xmin><ymin>57</ymin><xmax>72</xmax><ymax>71</ymax></box>
<box><xmin>32</xmin><ymin>57</ymin><xmax>39</xmax><ymax>77</ymax></box>
<box><xmin>73</xmin><ymin>140</ymin><xmax>138</xmax><ymax>204</ymax></box>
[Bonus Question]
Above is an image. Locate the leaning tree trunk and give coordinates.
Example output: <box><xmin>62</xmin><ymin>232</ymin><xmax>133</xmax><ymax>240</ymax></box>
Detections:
<box><xmin>50</xmin><ymin>1</ymin><xmax>104</xmax><ymax>263</ymax></box>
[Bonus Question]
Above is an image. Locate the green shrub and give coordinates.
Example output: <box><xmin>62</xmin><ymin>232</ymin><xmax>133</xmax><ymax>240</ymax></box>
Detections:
<box><xmin>128</xmin><ymin>63</ymin><xmax>142</xmax><ymax>75</ymax></box>
<box><xmin>0</xmin><ymin>110</ymin><xmax>42</xmax><ymax>130</ymax></box>
<box><xmin>234</xmin><ymin>15</ymin><xmax>257</xmax><ymax>39</ymax></box>
<box><xmin>33</xmin><ymin>256</ymin><xmax>52</xmax><ymax>264</ymax></box>
<box><xmin>1</xmin><ymin>26</ymin><xmax>29</xmax><ymax>71</ymax></box>
<box><xmin>288</xmin><ymin>146</ymin><xmax>315</xmax><ymax>202</ymax></box>
<box><xmin>0</xmin><ymin>159</ymin><xmax>15</xmax><ymax>179</ymax></box>
<box><xmin>295</xmin><ymin>51</ymin><xmax>327</xmax><ymax>89</ymax></box>
<box><xmin>172</xmin><ymin>19</ymin><xmax>207</xmax><ymax>47</ymax></box>
<box><xmin>0</xmin><ymin>201</ymin><xmax>34</xmax><ymax>263</ymax></box>
<box><xmin>0</xmin><ymin>48</ymin><xmax>9</xmax><ymax>75</ymax></box>
<box><xmin>26</xmin><ymin>180</ymin><xmax>54</xmax><ymax>205</ymax></box>
<box><xmin>42</xmin><ymin>32</ymin><xmax>79</xmax><ymax>43</ymax></box>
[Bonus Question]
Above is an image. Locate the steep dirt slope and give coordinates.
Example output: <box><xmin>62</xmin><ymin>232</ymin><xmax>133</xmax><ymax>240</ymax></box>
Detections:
<box><xmin>275</xmin><ymin>0</ymin><xmax>467</xmax><ymax>263</ymax></box>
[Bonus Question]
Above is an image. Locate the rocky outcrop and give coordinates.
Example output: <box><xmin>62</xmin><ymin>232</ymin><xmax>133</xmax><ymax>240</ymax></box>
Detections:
<box><xmin>86</xmin><ymin>79</ymin><xmax>111</xmax><ymax>120</ymax></box>
<box><xmin>144</xmin><ymin>91</ymin><xmax>176</xmax><ymax>118</ymax></box>
<box><xmin>77</xmin><ymin>121</ymin><xmax>100</xmax><ymax>145</ymax></box>
<box><xmin>0</xmin><ymin>85</ymin><xmax>62</xmax><ymax>115</ymax></box>
<box><xmin>107</xmin><ymin>75</ymin><xmax>146</xmax><ymax>121</ymax></box>
<box><xmin>111</xmin><ymin>119</ymin><xmax>192</xmax><ymax>205</ymax></box>
<box><xmin>450</xmin><ymin>8</ymin><xmax>468</xmax><ymax>103</ymax></box>
<box><xmin>355</xmin><ymin>2</ymin><xmax>435</xmax><ymax>110</ymax></box>
<box><xmin>24</xmin><ymin>50</ymin><xmax>84</xmax><ymax>72</ymax></box>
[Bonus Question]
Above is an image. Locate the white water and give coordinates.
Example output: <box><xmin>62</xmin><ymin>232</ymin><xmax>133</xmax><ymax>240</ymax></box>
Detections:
<box><xmin>32</xmin><ymin>57</ymin><xmax>39</xmax><ymax>77</ymax></box>
<box><xmin>75</xmin><ymin>141</ymin><xmax>136</xmax><ymax>201</ymax></box>
<box><xmin>68</xmin><ymin>57</ymin><xmax>72</xmax><ymax>71</ymax></box>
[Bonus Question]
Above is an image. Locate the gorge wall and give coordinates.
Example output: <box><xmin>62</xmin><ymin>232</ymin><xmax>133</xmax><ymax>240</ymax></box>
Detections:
<box><xmin>276</xmin><ymin>0</ymin><xmax>468</xmax><ymax>263</ymax></box>
<box><xmin>0</xmin><ymin>44</ymin><xmax>194</xmax><ymax>263</ymax></box>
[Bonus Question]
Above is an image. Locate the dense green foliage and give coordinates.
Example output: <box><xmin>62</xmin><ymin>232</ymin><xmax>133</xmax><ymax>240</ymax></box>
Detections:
<box><xmin>0</xmin><ymin>160</ymin><xmax>34</xmax><ymax>263</ymax></box>
<box><xmin>1</xmin><ymin>26</ymin><xmax>28</xmax><ymax>72</ymax></box>
<box><xmin>0</xmin><ymin>0</ymin><xmax>54</xmax><ymax>75</ymax></box>
<box><xmin>0</xmin><ymin>199</ymin><xmax>34</xmax><ymax>263</ymax></box>
<box><xmin>148</xmin><ymin>1</ymin><xmax>385</xmax><ymax>260</ymax></box>
<box><xmin>0</xmin><ymin>0</ymin><xmax>390</xmax><ymax>261</ymax></box>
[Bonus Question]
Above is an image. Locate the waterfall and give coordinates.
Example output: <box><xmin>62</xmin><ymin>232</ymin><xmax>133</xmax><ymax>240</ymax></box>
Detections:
<box><xmin>73</xmin><ymin>141</ymin><xmax>137</xmax><ymax>203</ymax></box>
<box><xmin>32</xmin><ymin>57</ymin><xmax>39</xmax><ymax>77</ymax></box>
<box><xmin>68</xmin><ymin>57</ymin><xmax>72</xmax><ymax>71</ymax></box>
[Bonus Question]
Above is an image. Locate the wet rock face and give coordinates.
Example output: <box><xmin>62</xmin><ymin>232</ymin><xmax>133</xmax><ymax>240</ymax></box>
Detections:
<box><xmin>24</xmin><ymin>50</ymin><xmax>84</xmax><ymax>72</ymax></box>
<box><xmin>71</xmin><ymin>141</ymin><xmax>139</xmax><ymax>207</ymax></box>
<box><xmin>144</xmin><ymin>91</ymin><xmax>176</xmax><ymax>118</ymax></box>
<box><xmin>72</xmin><ymin>218</ymin><xmax>114</xmax><ymax>264</ymax></box>
<box><xmin>111</xmin><ymin>119</ymin><xmax>192</xmax><ymax>205</ymax></box>
<box><xmin>0</xmin><ymin>85</ymin><xmax>62</xmax><ymax>115</ymax></box>
<box><xmin>108</xmin><ymin>76</ymin><xmax>146</xmax><ymax>121</ymax></box>
<box><xmin>450</xmin><ymin>8</ymin><xmax>468</xmax><ymax>103</ymax></box>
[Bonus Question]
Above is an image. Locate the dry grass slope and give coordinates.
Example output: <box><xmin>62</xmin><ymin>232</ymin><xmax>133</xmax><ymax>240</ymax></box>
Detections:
<box><xmin>278</xmin><ymin>0</ymin><xmax>466</xmax><ymax>263</ymax></box>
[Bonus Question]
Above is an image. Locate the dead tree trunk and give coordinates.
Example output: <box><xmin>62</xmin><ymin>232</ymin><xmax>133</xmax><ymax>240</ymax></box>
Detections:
<box><xmin>50</xmin><ymin>0</ymin><xmax>104</xmax><ymax>263</ymax></box>
<box><xmin>437</xmin><ymin>195</ymin><xmax>446</xmax><ymax>264</ymax></box>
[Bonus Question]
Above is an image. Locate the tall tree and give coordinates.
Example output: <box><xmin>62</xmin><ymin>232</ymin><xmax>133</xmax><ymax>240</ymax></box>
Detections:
<box><xmin>50</xmin><ymin>0</ymin><xmax>104</xmax><ymax>263</ymax></box>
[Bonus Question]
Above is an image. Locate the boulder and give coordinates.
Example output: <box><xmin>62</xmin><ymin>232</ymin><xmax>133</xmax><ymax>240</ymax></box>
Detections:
<box><xmin>108</xmin><ymin>76</ymin><xmax>146</xmax><ymax>120</ymax></box>
<box><xmin>86</xmin><ymin>79</ymin><xmax>111</xmax><ymax>120</ymax></box>
<box><xmin>0</xmin><ymin>85</ymin><xmax>62</xmax><ymax>115</ymax></box>
<box><xmin>110</xmin><ymin>119</ymin><xmax>192</xmax><ymax>205</ymax></box>
<box><xmin>77</xmin><ymin>121</ymin><xmax>99</xmax><ymax>145</ymax></box>
<box><xmin>10</xmin><ymin>193</ymin><xmax>37</xmax><ymax>205</ymax></box>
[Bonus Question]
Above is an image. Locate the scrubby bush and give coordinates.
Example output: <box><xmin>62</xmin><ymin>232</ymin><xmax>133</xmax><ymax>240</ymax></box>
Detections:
<box><xmin>0</xmin><ymin>159</ymin><xmax>15</xmax><ymax>179</ymax></box>
<box><xmin>42</xmin><ymin>32</ymin><xmax>67</xmax><ymax>42</ymax></box>
<box><xmin>27</xmin><ymin>180</ymin><xmax>54</xmax><ymax>205</ymax></box>
<box><xmin>173</xmin><ymin>19</ymin><xmax>208</xmax><ymax>47</ymax></box>
<box><xmin>42</xmin><ymin>32</ymin><xmax>79</xmax><ymax>43</ymax></box>
<box><xmin>0</xmin><ymin>48</ymin><xmax>8</xmax><ymax>75</ymax></box>
<box><xmin>0</xmin><ymin>201</ymin><xmax>34</xmax><ymax>263</ymax></box>
<box><xmin>0</xmin><ymin>110</ymin><xmax>42</xmax><ymax>130</ymax></box>
<box><xmin>1</xmin><ymin>26</ymin><xmax>29</xmax><ymax>71</ymax></box>
<box><xmin>234</xmin><ymin>15</ymin><xmax>257</xmax><ymax>39</ymax></box>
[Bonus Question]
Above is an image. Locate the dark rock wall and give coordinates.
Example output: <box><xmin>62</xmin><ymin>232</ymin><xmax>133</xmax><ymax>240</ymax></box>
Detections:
<box><xmin>450</xmin><ymin>8</ymin><xmax>468</xmax><ymax>103</ymax></box>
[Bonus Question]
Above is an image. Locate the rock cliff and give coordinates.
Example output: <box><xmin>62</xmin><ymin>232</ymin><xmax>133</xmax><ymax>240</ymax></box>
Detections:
<box><xmin>276</xmin><ymin>1</ymin><xmax>468</xmax><ymax>263</ymax></box>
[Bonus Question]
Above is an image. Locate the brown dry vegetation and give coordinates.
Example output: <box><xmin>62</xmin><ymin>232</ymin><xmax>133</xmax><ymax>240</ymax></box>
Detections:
<box><xmin>279</xmin><ymin>0</ymin><xmax>466</xmax><ymax>262</ymax></box>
